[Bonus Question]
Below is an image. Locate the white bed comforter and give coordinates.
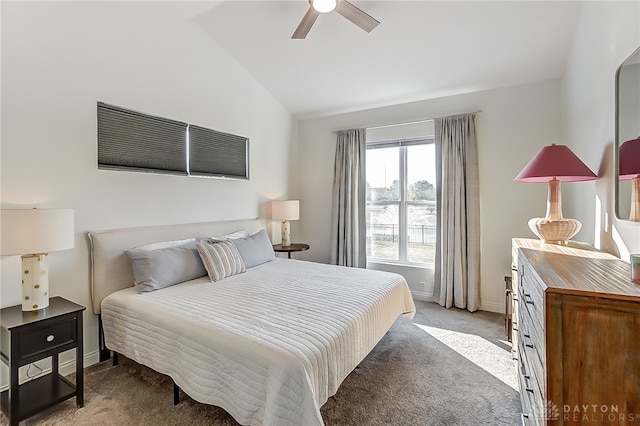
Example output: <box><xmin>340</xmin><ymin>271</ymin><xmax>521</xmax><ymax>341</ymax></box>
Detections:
<box><xmin>101</xmin><ymin>259</ymin><xmax>415</xmax><ymax>426</ymax></box>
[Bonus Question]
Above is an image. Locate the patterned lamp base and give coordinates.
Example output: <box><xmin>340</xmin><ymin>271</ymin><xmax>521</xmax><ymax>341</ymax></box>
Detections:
<box><xmin>630</xmin><ymin>177</ymin><xmax>640</xmax><ymax>222</ymax></box>
<box><xmin>281</xmin><ymin>220</ymin><xmax>291</xmax><ymax>247</ymax></box>
<box><xmin>527</xmin><ymin>178</ymin><xmax>582</xmax><ymax>245</ymax></box>
<box><xmin>22</xmin><ymin>254</ymin><xmax>50</xmax><ymax>311</ymax></box>
<box><xmin>528</xmin><ymin>217</ymin><xmax>582</xmax><ymax>245</ymax></box>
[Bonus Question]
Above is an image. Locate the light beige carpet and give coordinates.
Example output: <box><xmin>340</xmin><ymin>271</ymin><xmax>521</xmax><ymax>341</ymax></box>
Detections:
<box><xmin>3</xmin><ymin>301</ymin><xmax>521</xmax><ymax>425</ymax></box>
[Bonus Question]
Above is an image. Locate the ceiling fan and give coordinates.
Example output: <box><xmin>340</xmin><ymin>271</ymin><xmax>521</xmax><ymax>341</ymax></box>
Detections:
<box><xmin>292</xmin><ymin>0</ymin><xmax>380</xmax><ymax>39</ymax></box>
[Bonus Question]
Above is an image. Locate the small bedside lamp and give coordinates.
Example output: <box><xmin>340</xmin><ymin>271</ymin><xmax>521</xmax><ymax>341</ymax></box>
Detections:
<box><xmin>1</xmin><ymin>209</ymin><xmax>75</xmax><ymax>311</ymax></box>
<box><xmin>514</xmin><ymin>144</ymin><xmax>597</xmax><ymax>244</ymax></box>
<box><xmin>271</xmin><ymin>200</ymin><xmax>299</xmax><ymax>247</ymax></box>
<box><xmin>619</xmin><ymin>137</ymin><xmax>640</xmax><ymax>222</ymax></box>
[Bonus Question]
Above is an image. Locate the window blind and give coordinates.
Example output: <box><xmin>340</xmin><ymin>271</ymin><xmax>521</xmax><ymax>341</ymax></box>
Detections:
<box><xmin>188</xmin><ymin>125</ymin><xmax>249</xmax><ymax>179</ymax></box>
<box><xmin>97</xmin><ymin>102</ymin><xmax>188</xmax><ymax>175</ymax></box>
<box><xmin>366</xmin><ymin>120</ymin><xmax>435</xmax><ymax>144</ymax></box>
<box><xmin>366</xmin><ymin>137</ymin><xmax>434</xmax><ymax>150</ymax></box>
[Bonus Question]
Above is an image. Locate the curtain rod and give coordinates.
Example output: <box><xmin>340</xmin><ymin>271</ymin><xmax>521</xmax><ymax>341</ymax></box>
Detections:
<box><xmin>332</xmin><ymin>110</ymin><xmax>482</xmax><ymax>134</ymax></box>
<box><xmin>366</xmin><ymin>118</ymin><xmax>432</xmax><ymax>131</ymax></box>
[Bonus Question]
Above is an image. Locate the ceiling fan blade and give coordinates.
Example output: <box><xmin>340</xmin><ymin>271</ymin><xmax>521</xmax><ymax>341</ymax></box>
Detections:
<box><xmin>292</xmin><ymin>7</ymin><xmax>320</xmax><ymax>39</ymax></box>
<box><xmin>335</xmin><ymin>0</ymin><xmax>379</xmax><ymax>33</ymax></box>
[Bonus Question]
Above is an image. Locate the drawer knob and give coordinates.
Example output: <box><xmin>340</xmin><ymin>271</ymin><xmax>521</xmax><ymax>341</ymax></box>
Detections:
<box><xmin>523</xmin><ymin>334</ymin><xmax>534</xmax><ymax>349</ymax></box>
<box><xmin>523</xmin><ymin>374</ymin><xmax>535</xmax><ymax>393</ymax></box>
<box><xmin>47</xmin><ymin>335</ymin><xmax>55</xmax><ymax>342</ymax></box>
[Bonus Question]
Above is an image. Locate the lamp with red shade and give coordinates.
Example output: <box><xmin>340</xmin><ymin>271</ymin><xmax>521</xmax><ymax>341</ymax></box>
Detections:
<box><xmin>619</xmin><ymin>137</ymin><xmax>640</xmax><ymax>222</ymax></box>
<box><xmin>515</xmin><ymin>144</ymin><xmax>597</xmax><ymax>244</ymax></box>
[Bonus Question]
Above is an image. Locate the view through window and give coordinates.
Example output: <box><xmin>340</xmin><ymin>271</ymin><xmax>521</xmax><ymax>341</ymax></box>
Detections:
<box><xmin>366</xmin><ymin>123</ymin><xmax>436</xmax><ymax>264</ymax></box>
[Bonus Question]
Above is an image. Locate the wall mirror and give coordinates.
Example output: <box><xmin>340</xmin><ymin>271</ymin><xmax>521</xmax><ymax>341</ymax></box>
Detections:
<box><xmin>615</xmin><ymin>46</ymin><xmax>640</xmax><ymax>222</ymax></box>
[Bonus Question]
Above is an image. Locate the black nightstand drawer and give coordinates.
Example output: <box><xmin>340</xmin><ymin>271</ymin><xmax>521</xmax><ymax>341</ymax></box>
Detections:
<box><xmin>19</xmin><ymin>316</ymin><xmax>77</xmax><ymax>361</ymax></box>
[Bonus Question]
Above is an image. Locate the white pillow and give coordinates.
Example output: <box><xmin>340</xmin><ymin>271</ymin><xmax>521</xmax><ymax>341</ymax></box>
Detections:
<box><xmin>211</xmin><ymin>229</ymin><xmax>249</xmax><ymax>241</ymax></box>
<box><xmin>134</xmin><ymin>237</ymin><xmax>196</xmax><ymax>251</ymax></box>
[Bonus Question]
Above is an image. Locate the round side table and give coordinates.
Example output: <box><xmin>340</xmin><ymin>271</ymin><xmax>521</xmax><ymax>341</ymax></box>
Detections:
<box><xmin>272</xmin><ymin>243</ymin><xmax>310</xmax><ymax>259</ymax></box>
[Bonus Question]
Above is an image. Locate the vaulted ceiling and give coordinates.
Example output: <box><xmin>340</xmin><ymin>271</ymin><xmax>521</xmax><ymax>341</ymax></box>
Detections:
<box><xmin>193</xmin><ymin>1</ymin><xmax>583</xmax><ymax>118</ymax></box>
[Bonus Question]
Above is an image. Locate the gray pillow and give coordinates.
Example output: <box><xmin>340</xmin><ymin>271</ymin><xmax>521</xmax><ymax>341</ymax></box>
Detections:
<box><xmin>231</xmin><ymin>229</ymin><xmax>275</xmax><ymax>268</ymax></box>
<box><xmin>125</xmin><ymin>242</ymin><xmax>207</xmax><ymax>293</ymax></box>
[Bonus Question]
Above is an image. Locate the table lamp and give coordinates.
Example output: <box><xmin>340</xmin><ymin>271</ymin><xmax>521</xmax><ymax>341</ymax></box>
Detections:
<box><xmin>1</xmin><ymin>208</ymin><xmax>75</xmax><ymax>311</ymax></box>
<box><xmin>271</xmin><ymin>200</ymin><xmax>299</xmax><ymax>246</ymax></box>
<box><xmin>619</xmin><ymin>137</ymin><xmax>640</xmax><ymax>222</ymax></box>
<box><xmin>514</xmin><ymin>144</ymin><xmax>597</xmax><ymax>244</ymax></box>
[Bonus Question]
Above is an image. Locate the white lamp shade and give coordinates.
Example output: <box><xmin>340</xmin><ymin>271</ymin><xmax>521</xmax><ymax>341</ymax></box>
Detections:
<box><xmin>271</xmin><ymin>200</ymin><xmax>300</xmax><ymax>221</ymax></box>
<box><xmin>1</xmin><ymin>209</ymin><xmax>75</xmax><ymax>255</ymax></box>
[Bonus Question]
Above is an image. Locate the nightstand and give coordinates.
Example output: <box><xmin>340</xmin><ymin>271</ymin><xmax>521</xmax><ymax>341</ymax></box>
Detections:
<box><xmin>0</xmin><ymin>296</ymin><xmax>85</xmax><ymax>426</ymax></box>
<box><xmin>272</xmin><ymin>243</ymin><xmax>310</xmax><ymax>259</ymax></box>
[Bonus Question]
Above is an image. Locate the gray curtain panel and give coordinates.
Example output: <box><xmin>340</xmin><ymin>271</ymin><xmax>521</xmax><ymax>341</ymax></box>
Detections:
<box><xmin>330</xmin><ymin>129</ymin><xmax>367</xmax><ymax>268</ymax></box>
<box><xmin>433</xmin><ymin>113</ymin><xmax>481</xmax><ymax>312</ymax></box>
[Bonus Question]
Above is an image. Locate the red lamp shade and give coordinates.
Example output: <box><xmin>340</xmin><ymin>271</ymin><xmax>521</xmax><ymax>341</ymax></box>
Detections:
<box><xmin>514</xmin><ymin>144</ymin><xmax>597</xmax><ymax>183</ymax></box>
<box><xmin>514</xmin><ymin>144</ymin><xmax>597</xmax><ymax>244</ymax></box>
<box><xmin>619</xmin><ymin>137</ymin><xmax>640</xmax><ymax>180</ymax></box>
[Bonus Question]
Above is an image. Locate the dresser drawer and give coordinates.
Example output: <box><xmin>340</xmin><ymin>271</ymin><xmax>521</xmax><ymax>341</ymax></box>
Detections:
<box><xmin>511</xmin><ymin>266</ymin><xmax>520</xmax><ymax>359</ymax></box>
<box><xmin>18</xmin><ymin>315</ymin><xmax>77</xmax><ymax>361</ymax></box>
<box><xmin>518</xmin><ymin>261</ymin><xmax>544</xmax><ymax>326</ymax></box>
<box><xmin>518</xmin><ymin>354</ymin><xmax>543</xmax><ymax>426</ymax></box>
<box><xmin>519</xmin><ymin>298</ymin><xmax>545</xmax><ymax>366</ymax></box>
<box><xmin>518</xmin><ymin>262</ymin><xmax>545</xmax><ymax>356</ymax></box>
<box><xmin>511</xmin><ymin>297</ymin><xmax>519</xmax><ymax>359</ymax></box>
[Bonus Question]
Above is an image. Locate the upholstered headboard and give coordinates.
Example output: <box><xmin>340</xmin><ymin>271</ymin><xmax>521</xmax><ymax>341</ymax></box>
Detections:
<box><xmin>88</xmin><ymin>218</ymin><xmax>266</xmax><ymax>314</ymax></box>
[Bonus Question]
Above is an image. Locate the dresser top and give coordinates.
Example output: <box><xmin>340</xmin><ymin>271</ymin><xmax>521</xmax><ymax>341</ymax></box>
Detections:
<box><xmin>513</xmin><ymin>238</ymin><xmax>639</xmax><ymax>300</ymax></box>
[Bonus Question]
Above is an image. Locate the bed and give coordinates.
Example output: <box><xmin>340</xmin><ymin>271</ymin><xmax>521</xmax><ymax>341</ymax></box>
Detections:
<box><xmin>89</xmin><ymin>218</ymin><xmax>416</xmax><ymax>426</ymax></box>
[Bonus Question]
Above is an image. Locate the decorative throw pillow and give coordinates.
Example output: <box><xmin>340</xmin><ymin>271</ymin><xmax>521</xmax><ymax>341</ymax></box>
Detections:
<box><xmin>231</xmin><ymin>229</ymin><xmax>275</xmax><ymax>268</ymax></box>
<box><xmin>125</xmin><ymin>242</ymin><xmax>207</xmax><ymax>293</ymax></box>
<box><xmin>196</xmin><ymin>240</ymin><xmax>246</xmax><ymax>282</ymax></box>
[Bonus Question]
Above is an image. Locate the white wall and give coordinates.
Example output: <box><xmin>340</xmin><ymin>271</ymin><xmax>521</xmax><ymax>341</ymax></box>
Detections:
<box><xmin>562</xmin><ymin>1</ymin><xmax>640</xmax><ymax>257</ymax></box>
<box><xmin>296</xmin><ymin>79</ymin><xmax>563</xmax><ymax>313</ymax></box>
<box><xmin>0</xmin><ymin>1</ymin><xmax>294</xmax><ymax>377</ymax></box>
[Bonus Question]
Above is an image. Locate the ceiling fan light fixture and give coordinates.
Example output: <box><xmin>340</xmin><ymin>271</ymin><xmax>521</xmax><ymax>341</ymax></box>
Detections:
<box><xmin>311</xmin><ymin>0</ymin><xmax>337</xmax><ymax>14</ymax></box>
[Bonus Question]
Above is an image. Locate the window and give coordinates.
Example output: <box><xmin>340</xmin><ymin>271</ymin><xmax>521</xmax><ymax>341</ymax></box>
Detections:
<box><xmin>366</xmin><ymin>123</ymin><xmax>436</xmax><ymax>264</ymax></box>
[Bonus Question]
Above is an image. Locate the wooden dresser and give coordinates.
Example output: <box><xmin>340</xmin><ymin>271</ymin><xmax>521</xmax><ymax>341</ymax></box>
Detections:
<box><xmin>511</xmin><ymin>238</ymin><xmax>640</xmax><ymax>425</ymax></box>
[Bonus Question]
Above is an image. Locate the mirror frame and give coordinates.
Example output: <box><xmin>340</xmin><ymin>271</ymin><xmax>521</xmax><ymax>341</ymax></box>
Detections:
<box><xmin>614</xmin><ymin>45</ymin><xmax>640</xmax><ymax>221</ymax></box>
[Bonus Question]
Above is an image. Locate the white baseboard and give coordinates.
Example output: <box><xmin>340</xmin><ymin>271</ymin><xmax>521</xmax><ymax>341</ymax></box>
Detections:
<box><xmin>479</xmin><ymin>300</ymin><xmax>504</xmax><ymax>313</ymax></box>
<box><xmin>0</xmin><ymin>349</ymin><xmax>101</xmax><ymax>393</ymax></box>
<box><xmin>413</xmin><ymin>291</ymin><xmax>504</xmax><ymax>314</ymax></box>
<box><xmin>411</xmin><ymin>291</ymin><xmax>433</xmax><ymax>302</ymax></box>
